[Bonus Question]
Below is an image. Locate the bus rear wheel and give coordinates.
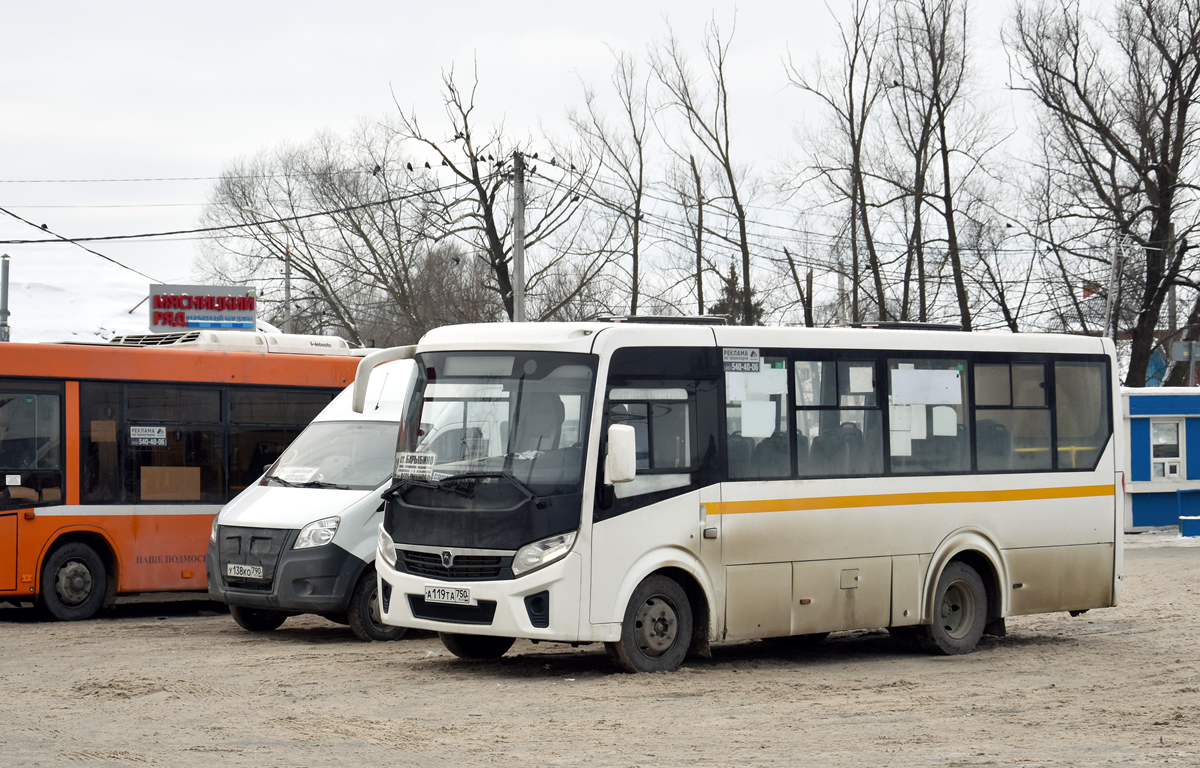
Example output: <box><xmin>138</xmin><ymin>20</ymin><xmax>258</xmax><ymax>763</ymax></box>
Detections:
<box><xmin>37</xmin><ymin>542</ymin><xmax>107</xmax><ymax>621</ymax></box>
<box><xmin>919</xmin><ymin>561</ymin><xmax>987</xmax><ymax>655</ymax></box>
<box><xmin>347</xmin><ymin>569</ymin><xmax>406</xmax><ymax>642</ymax></box>
<box><xmin>607</xmin><ymin>574</ymin><xmax>692</xmax><ymax>673</ymax></box>
<box><xmin>439</xmin><ymin>632</ymin><xmax>515</xmax><ymax>659</ymax></box>
<box><xmin>229</xmin><ymin>605</ymin><xmax>288</xmax><ymax>632</ymax></box>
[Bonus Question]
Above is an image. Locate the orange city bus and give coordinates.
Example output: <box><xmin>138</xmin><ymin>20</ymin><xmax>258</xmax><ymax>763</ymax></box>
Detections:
<box><xmin>0</xmin><ymin>331</ymin><xmax>360</xmax><ymax>620</ymax></box>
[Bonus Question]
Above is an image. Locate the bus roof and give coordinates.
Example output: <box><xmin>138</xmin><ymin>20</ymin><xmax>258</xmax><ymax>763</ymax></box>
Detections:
<box><xmin>416</xmin><ymin>322</ymin><xmax>1114</xmax><ymax>357</ymax></box>
<box><xmin>0</xmin><ymin>339</ymin><xmax>357</xmax><ymax>388</ymax></box>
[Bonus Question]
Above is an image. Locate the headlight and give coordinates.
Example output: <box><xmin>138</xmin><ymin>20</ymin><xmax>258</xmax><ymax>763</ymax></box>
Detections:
<box><xmin>210</xmin><ymin>517</ymin><xmax>218</xmax><ymax>543</ymax></box>
<box><xmin>512</xmin><ymin>531</ymin><xmax>577</xmax><ymax>576</ymax></box>
<box><xmin>294</xmin><ymin>516</ymin><xmax>340</xmax><ymax>549</ymax></box>
<box><xmin>378</xmin><ymin>524</ymin><xmax>397</xmax><ymax>568</ymax></box>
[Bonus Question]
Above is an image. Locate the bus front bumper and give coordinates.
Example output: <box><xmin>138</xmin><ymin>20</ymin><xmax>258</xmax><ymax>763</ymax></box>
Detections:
<box><xmin>377</xmin><ymin>550</ymin><xmax>582</xmax><ymax>640</ymax></box>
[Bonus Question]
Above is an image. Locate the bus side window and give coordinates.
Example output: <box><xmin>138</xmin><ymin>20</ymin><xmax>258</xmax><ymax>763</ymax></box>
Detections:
<box><xmin>888</xmin><ymin>359</ymin><xmax>970</xmax><ymax>474</ymax></box>
<box><xmin>1054</xmin><ymin>362</ymin><xmax>1110</xmax><ymax>470</ymax></box>
<box><xmin>726</xmin><ymin>357</ymin><xmax>790</xmax><ymax>480</ymax></box>
<box><xmin>80</xmin><ymin>382</ymin><xmax>123</xmax><ymax>504</ymax></box>
<box><xmin>607</xmin><ymin>385</ymin><xmax>695</xmax><ymax>499</ymax></box>
<box><xmin>793</xmin><ymin>360</ymin><xmax>882</xmax><ymax>478</ymax></box>
<box><xmin>974</xmin><ymin>363</ymin><xmax>1051</xmax><ymax>472</ymax></box>
<box><xmin>0</xmin><ymin>390</ymin><xmax>64</xmax><ymax>509</ymax></box>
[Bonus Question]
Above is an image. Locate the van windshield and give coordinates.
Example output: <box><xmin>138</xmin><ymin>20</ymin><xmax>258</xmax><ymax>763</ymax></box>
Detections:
<box><xmin>265</xmin><ymin>421</ymin><xmax>399</xmax><ymax>491</ymax></box>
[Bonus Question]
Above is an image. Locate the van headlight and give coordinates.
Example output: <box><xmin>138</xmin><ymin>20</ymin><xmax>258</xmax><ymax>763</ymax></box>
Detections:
<box><xmin>294</xmin><ymin>516</ymin><xmax>340</xmax><ymax>549</ymax></box>
<box><xmin>378</xmin><ymin>524</ymin><xmax>397</xmax><ymax>568</ymax></box>
<box><xmin>512</xmin><ymin>531</ymin><xmax>577</xmax><ymax>576</ymax></box>
<box><xmin>210</xmin><ymin>517</ymin><xmax>219</xmax><ymax>543</ymax></box>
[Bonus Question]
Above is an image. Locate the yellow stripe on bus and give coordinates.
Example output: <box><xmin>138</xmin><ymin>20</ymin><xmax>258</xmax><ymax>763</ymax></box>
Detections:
<box><xmin>706</xmin><ymin>484</ymin><xmax>1115</xmax><ymax>516</ymax></box>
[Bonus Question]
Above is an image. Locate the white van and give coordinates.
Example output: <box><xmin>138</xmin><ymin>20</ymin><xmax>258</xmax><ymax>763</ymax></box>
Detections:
<box><xmin>205</xmin><ymin>358</ymin><xmax>417</xmax><ymax>640</ymax></box>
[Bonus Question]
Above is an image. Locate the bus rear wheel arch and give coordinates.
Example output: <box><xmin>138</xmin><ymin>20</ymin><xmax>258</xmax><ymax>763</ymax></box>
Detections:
<box><xmin>607</xmin><ymin>573</ymin><xmax>694</xmax><ymax>673</ymax></box>
<box><xmin>916</xmin><ymin>560</ymin><xmax>988</xmax><ymax>655</ymax></box>
<box><xmin>37</xmin><ymin>541</ymin><xmax>109</xmax><ymax>622</ymax></box>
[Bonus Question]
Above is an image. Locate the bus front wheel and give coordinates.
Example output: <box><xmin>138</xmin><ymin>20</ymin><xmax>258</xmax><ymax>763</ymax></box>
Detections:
<box><xmin>607</xmin><ymin>574</ymin><xmax>692</xmax><ymax>673</ymax></box>
<box><xmin>37</xmin><ymin>542</ymin><xmax>107</xmax><ymax>621</ymax></box>
<box><xmin>347</xmin><ymin>570</ymin><xmax>406</xmax><ymax>642</ymax></box>
<box><xmin>920</xmin><ymin>561</ymin><xmax>987</xmax><ymax>655</ymax></box>
<box><xmin>439</xmin><ymin>632</ymin><xmax>515</xmax><ymax>659</ymax></box>
<box><xmin>229</xmin><ymin>605</ymin><xmax>288</xmax><ymax>632</ymax></box>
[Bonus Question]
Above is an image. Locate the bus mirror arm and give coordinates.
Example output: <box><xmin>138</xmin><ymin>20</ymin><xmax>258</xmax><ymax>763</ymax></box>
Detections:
<box><xmin>605</xmin><ymin>424</ymin><xmax>637</xmax><ymax>485</ymax></box>
<box><xmin>352</xmin><ymin>346</ymin><xmax>417</xmax><ymax>413</ymax></box>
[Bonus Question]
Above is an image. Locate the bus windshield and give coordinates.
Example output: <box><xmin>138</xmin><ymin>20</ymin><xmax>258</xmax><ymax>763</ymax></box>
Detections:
<box><xmin>402</xmin><ymin>351</ymin><xmax>596</xmax><ymax>497</ymax></box>
<box><xmin>266</xmin><ymin>421</ymin><xmax>400</xmax><ymax>490</ymax></box>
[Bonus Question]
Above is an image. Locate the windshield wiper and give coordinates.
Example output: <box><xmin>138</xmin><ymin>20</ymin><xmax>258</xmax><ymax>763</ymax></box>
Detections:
<box><xmin>434</xmin><ymin>471</ymin><xmax>549</xmax><ymax>509</ymax></box>
<box><xmin>266</xmin><ymin>476</ymin><xmax>299</xmax><ymax>487</ymax></box>
<box><xmin>295</xmin><ymin>480</ymin><xmax>352</xmax><ymax>490</ymax></box>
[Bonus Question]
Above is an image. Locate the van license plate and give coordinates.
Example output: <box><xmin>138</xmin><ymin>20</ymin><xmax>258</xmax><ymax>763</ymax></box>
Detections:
<box><xmin>226</xmin><ymin>563</ymin><xmax>263</xmax><ymax>579</ymax></box>
<box><xmin>425</xmin><ymin>586</ymin><xmax>470</xmax><ymax>605</ymax></box>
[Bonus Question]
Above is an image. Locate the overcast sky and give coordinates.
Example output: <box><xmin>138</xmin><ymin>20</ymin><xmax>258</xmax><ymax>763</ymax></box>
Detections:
<box><xmin>0</xmin><ymin>0</ymin><xmax>1035</xmax><ymax>341</ymax></box>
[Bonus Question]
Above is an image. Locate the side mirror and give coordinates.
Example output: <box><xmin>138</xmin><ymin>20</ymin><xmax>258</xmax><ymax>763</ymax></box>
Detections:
<box><xmin>605</xmin><ymin>424</ymin><xmax>637</xmax><ymax>485</ymax></box>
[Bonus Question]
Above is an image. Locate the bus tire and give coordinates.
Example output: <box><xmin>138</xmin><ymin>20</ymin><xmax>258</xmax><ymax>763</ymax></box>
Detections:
<box><xmin>919</xmin><ymin>561</ymin><xmax>987</xmax><ymax>655</ymax></box>
<box><xmin>348</xmin><ymin>570</ymin><xmax>406</xmax><ymax>642</ymax></box>
<box><xmin>439</xmin><ymin>632</ymin><xmax>515</xmax><ymax>659</ymax></box>
<box><xmin>607</xmin><ymin>574</ymin><xmax>692</xmax><ymax>673</ymax></box>
<box><xmin>229</xmin><ymin>605</ymin><xmax>288</xmax><ymax>632</ymax></box>
<box><xmin>37</xmin><ymin>542</ymin><xmax>107</xmax><ymax>621</ymax></box>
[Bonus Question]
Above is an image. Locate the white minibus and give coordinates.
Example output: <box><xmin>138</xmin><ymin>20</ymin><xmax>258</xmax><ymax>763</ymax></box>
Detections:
<box><xmin>369</xmin><ymin>321</ymin><xmax>1122</xmax><ymax>670</ymax></box>
<box><xmin>206</xmin><ymin>358</ymin><xmax>417</xmax><ymax>640</ymax></box>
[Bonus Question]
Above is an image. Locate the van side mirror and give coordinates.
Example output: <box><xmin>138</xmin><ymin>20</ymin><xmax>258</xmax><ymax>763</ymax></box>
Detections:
<box><xmin>605</xmin><ymin>424</ymin><xmax>637</xmax><ymax>485</ymax></box>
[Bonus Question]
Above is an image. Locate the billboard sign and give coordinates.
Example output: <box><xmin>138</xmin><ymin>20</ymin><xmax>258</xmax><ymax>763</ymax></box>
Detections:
<box><xmin>149</xmin><ymin>284</ymin><xmax>257</xmax><ymax>332</ymax></box>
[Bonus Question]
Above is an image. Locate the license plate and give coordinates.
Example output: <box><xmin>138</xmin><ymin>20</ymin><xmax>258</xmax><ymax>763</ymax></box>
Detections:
<box><xmin>226</xmin><ymin>563</ymin><xmax>263</xmax><ymax>579</ymax></box>
<box><xmin>425</xmin><ymin>585</ymin><xmax>471</xmax><ymax>605</ymax></box>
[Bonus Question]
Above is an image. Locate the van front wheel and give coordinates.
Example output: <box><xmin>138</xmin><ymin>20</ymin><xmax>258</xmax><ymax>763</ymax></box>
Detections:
<box><xmin>229</xmin><ymin>605</ymin><xmax>287</xmax><ymax>632</ymax></box>
<box><xmin>348</xmin><ymin>570</ymin><xmax>406</xmax><ymax>642</ymax></box>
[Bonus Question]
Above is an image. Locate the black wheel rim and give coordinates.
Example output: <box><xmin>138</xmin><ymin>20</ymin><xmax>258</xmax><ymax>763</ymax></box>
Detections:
<box><xmin>633</xmin><ymin>593</ymin><xmax>679</xmax><ymax>657</ymax></box>
<box><xmin>939</xmin><ymin>579</ymin><xmax>977</xmax><ymax>639</ymax></box>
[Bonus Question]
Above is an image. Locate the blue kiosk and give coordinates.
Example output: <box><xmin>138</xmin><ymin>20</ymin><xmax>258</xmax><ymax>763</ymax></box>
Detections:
<box><xmin>1123</xmin><ymin>387</ymin><xmax>1200</xmax><ymax>533</ymax></box>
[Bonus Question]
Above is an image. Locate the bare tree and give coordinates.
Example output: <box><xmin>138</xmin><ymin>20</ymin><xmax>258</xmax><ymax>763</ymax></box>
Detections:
<box><xmin>198</xmin><ymin>126</ymin><xmax>501</xmax><ymax>346</ymax></box>
<box><xmin>786</xmin><ymin>0</ymin><xmax>889</xmax><ymax>322</ymax></box>
<box><xmin>1009</xmin><ymin>0</ymin><xmax>1200</xmax><ymax>385</ymax></box>
<box><xmin>566</xmin><ymin>49</ymin><xmax>653</xmax><ymax>315</ymax></box>
<box><xmin>392</xmin><ymin>65</ymin><xmax>597</xmax><ymax>321</ymax></box>
<box><xmin>652</xmin><ymin>17</ymin><xmax>761</xmax><ymax>324</ymax></box>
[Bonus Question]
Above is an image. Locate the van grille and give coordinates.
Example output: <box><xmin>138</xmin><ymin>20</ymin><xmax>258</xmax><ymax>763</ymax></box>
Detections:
<box><xmin>400</xmin><ymin>550</ymin><xmax>506</xmax><ymax>580</ymax></box>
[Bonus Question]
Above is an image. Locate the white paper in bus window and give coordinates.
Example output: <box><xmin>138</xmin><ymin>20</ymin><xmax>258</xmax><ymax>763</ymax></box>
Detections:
<box><xmin>748</xmin><ymin>367</ymin><xmax>787</xmax><ymax>396</ymax></box>
<box><xmin>726</xmin><ymin>372</ymin><xmax>748</xmax><ymax>402</ymax></box>
<box><xmin>891</xmin><ymin>369</ymin><xmax>961</xmax><ymax>405</ymax></box>
<box><xmin>932</xmin><ymin>405</ymin><xmax>958</xmax><ymax>436</ymax></box>
<box><xmin>890</xmin><ymin>431</ymin><xmax>912</xmax><ymax>457</ymax></box>
<box><xmin>911</xmin><ymin>404</ymin><xmax>927</xmax><ymax>439</ymax></box>
<box><xmin>848</xmin><ymin>366</ymin><xmax>874</xmax><ymax>393</ymax></box>
<box><xmin>741</xmin><ymin>400</ymin><xmax>776</xmax><ymax>438</ymax></box>
<box><xmin>889</xmin><ymin>405</ymin><xmax>911</xmax><ymax>431</ymax></box>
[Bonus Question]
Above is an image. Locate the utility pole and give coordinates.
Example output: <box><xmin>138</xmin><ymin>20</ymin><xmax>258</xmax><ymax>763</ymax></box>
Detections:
<box><xmin>512</xmin><ymin>151</ymin><xmax>526</xmax><ymax>323</ymax></box>
<box><xmin>690</xmin><ymin>155</ymin><xmax>704</xmax><ymax>315</ymax></box>
<box><xmin>284</xmin><ymin>241</ymin><xmax>293</xmax><ymax>334</ymax></box>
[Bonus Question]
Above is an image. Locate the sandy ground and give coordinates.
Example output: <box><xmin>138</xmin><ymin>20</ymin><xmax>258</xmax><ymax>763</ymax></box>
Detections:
<box><xmin>2</xmin><ymin>534</ymin><xmax>1199</xmax><ymax>768</ymax></box>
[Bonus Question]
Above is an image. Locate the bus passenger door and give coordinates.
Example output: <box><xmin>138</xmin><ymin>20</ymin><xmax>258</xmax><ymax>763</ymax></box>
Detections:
<box><xmin>0</xmin><ymin>513</ymin><xmax>15</xmax><ymax>591</ymax></box>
